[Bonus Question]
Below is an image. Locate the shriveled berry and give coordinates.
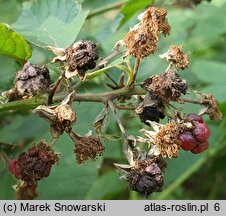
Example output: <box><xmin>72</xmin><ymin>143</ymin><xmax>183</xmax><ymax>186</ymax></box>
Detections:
<box><xmin>8</xmin><ymin>159</ymin><xmax>21</xmax><ymax>179</ymax></box>
<box><xmin>187</xmin><ymin>113</ymin><xmax>204</xmax><ymax>123</ymax></box>
<box><xmin>191</xmin><ymin>141</ymin><xmax>209</xmax><ymax>154</ymax></box>
<box><xmin>178</xmin><ymin>132</ymin><xmax>197</xmax><ymax>151</ymax></box>
<box><xmin>192</xmin><ymin>121</ymin><xmax>210</xmax><ymax>143</ymax></box>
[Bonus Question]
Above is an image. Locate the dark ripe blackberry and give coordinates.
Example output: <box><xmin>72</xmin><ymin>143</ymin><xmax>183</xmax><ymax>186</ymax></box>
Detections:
<box><xmin>139</xmin><ymin>106</ymin><xmax>165</xmax><ymax>124</ymax></box>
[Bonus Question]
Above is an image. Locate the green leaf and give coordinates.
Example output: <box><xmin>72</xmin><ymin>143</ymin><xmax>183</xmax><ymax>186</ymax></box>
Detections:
<box><xmin>12</xmin><ymin>0</ymin><xmax>89</xmax><ymax>48</ymax></box>
<box><xmin>117</xmin><ymin>0</ymin><xmax>155</xmax><ymax>30</ymax></box>
<box><xmin>85</xmin><ymin>171</ymin><xmax>127</xmax><ymax>199</ymax></box>
<box><xmin>191</xmin><ymin>59</ymin><xmax>226</xmax><ymax>84</ymax></box>
<box><xmin>0</xmin><ymin>23</ymin><xmax>31</xmax><ymax>61</ymax></box>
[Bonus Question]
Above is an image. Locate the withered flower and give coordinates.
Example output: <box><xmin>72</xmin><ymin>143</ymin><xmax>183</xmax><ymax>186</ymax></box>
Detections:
<box><xmin>197</xmin><ymin>93</ymin><xmax>222</xmax><ymax>120</ymax></box>
<box><xmin>115</xmin><ymin>154</ymin><xmax>166</xmax><ymax>197</ymax></box>
<box><xmin>73</xmin><ymin>135</ymin><xmax>105</xmax><ymax>164</ymax></box>
<box><xmin>143</xmin><ymin>70</ymin><xmax>187</xmax><ymax>103</ymax></box>
<box><xmin>48</xmin><ymin>40</ymin><xmax>99</xmax><ymax>80</ymax></box>
<box><xmin>159</xmin><ymin>46</ymin><xmax>189</xmax><ymax>70</ymax></box>
<box><xmin>8</xmin><ymin>140</ymin><xmax>59</xmax><ymax>200</ymax></box>
<box><xmin>119</xmin><ymin>7</ymin><xmax>171</xmax><ymax>59</ymax></box>
<box><xmin>2</xmin><ymin>62</ymin><xmax>51</xmax><ymax>101</ymax></box>
<box><xmin>34</xmin><ymin>92</ymin><xmax>76</xmax><ymax>138</ymax></box>
<box><xmin>65</xmin><ymin>40</ymin><xmax>99</xmax><ymax>79</ymax></box>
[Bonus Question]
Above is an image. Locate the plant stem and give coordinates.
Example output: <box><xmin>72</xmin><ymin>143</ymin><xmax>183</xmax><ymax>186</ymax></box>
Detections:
<box><xmin>108</xmin><ymin>100</ymin><xmax>128</xmax><ymax>139</ymax></box>
<box><xmin>178</xmin><ymin>97</ymin><xmax>203</xmax><ymax>105</ymax></box>
<box><xmin>48</xmin><ymin>71</ymin><xmax>65</xmax><ymax>105</ymax></box>
<box><xmin>130</xmin><ymin>59</ymin><xmax>141</xmax><ymax>85</ymax></box>
<box><xmin>0</xmin><ymin>86</ymin><xmax>146</xmax><ymax>113</ymax></box>
<box><xmin>87</xmin><ymin>2</ymin><xmax>126</xmax><ymax>19</ymax></box>
<box><xmin>0</xmin><ymin>141</ymin><xmax>15</xmax><ymax>150</ymax></box>
<box><xmin>95</xmin><ymin>50</ymin><xmax>125</xmax><ymax>70</ymax></box>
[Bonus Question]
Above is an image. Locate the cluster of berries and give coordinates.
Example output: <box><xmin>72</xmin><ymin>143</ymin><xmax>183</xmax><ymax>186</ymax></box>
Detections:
<box><xmin>179</xmin><ymin>114</ymin><xmax>210</xmax><ymax>154</ymax></box>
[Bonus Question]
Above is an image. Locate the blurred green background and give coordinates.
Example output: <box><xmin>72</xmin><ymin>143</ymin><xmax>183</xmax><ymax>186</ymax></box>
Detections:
<box><xmin>0</xmin><ymin>0</ymin><xmax>226</xmax><ymax>199</ymax></box>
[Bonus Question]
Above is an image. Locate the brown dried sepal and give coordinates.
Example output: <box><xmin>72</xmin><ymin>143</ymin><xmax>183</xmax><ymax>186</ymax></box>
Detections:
<box><xmin>127</xmin><ymin>157</ymin><xmax>166</xmax><ymax>197</ymax></box>
<box><xmin>160</xmin><ymin>46</ymin><xmax>189</xmax><ymax>70</ymax></box>
<box><xmin>154</xmin><ymin>121</ymin><xmax>182</xmax><ymax>158</ymax></box>
<box><xmin>16</xmin><ymin>181</ymin><xmax>38</xmax><ymax>200</ymax></box>
<box><xmin>145</xmin><ymin>70</ymin><xmax>187</xmax><ymax>103</ymax></box>
<box><xmin>34</xmin><ymin>92</ymin><xmax>76</xmax><ymax>138</ymax></box>
<box><xmin>123</xmin><ymin>7</ymin><xmax>170</xmax><ymax>59</ymax></box>
<box><xmin>74</xmin><ymin>136</ymin><xmax>105</xmax><ymax>164</ymax></box>
<box><xmin>50</xmin><ymin>103</ymin><xmax>77</xmax><ymax>137</ymax></box>
<box><xmin>198</xmin><ymin>93</ymin><xmax>222</xmax><ymax>120</ymax></box>
<box><xmin>65</xmin><ymin>40</ymin><xmax>99</xmax><ymax>79</ymax></box>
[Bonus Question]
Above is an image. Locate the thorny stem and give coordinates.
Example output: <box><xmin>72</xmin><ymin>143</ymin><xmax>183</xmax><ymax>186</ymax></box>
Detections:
<box><xmin>48</xmin><ymin>70</ymin><xmax>65</xmax><ymax>105</ymax></box>
<box><xmin>130</xmin><ymin>59</ymin><xmax>141</xmax><ymax>85</ymax></box>
<box><xmin>87</xmin><ymin>1</ymin><xmax>126</xmax><ymax>19</ymax></box>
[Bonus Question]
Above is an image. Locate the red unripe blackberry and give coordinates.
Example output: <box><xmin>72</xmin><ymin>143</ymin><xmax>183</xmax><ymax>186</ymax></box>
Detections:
<box><xmin>191</xmin><ymin>141</ymin><xmax>209</xmax><ymax>154</ymax></box>
<box><xmin>187</xmin><ymin>113</ymin><xmax>204</xmax><ymax>123</ymax></box>
<box><xmin>192</xmin><ymin>121</ymin><xmax>210</xmax><ymax>143</ymax></box>
<box><xmin>178</xmin><ymin>132</ymin><xmax>197</xmax><ymax>151</ymax></box>
<box><xmin>8</xmin><ymin>159</ymin><xmax>21</xmax><ymax>179</ymax></box>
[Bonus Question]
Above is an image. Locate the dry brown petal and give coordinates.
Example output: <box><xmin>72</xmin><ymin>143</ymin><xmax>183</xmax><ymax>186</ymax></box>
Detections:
<box><xmin>160</xmin><ymin>46</ymin><xmax>189</xmax><ymax>69</ymax></box>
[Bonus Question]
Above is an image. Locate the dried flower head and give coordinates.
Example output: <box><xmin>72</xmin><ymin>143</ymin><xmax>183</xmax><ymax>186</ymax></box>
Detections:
<box><xmin>121</xmin><ymin>7</ymin><xmax>171</xmax><ymax>59</ymax></box>
<box><xmin>65</xmin><ymin>40</ymin><xmax>99</xmax><ymax>79</ymax></box>
<box><xmin>34</xmin><ymin>92</ymin><xmax>76</xmax><ymax>137</ymax></box>
<box><xmin>159</xmin><ymin>46</ymin><xmax>189</xmax><ymax>70</ymax></box>
<box><xmin>2</xmin><ymin>62</ymin><xmax>51</xmax><ymax>101</ymax></box>
<box><xmin>143</xmin><ymin>70</ymin><xmax>187</xmax><ymax>103</ymax></box>
<box><xmin>74</xmin><ymin>136</ymin><xmax>105</xmax><ymax>164</ymax></box>
<box><xmin>197</xmin><ymin>93</ymin><xmax>222</xmax><ymax>120</ymax></box>
<box><xmin>9</xmin><ymin>141</ymin><xmax>59</xmax><ymax>182</ymax></box>
<box><xmin>116</xmin><ymin>156</ymin><xmax>166</xmax><ymax>197</ymax></box>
